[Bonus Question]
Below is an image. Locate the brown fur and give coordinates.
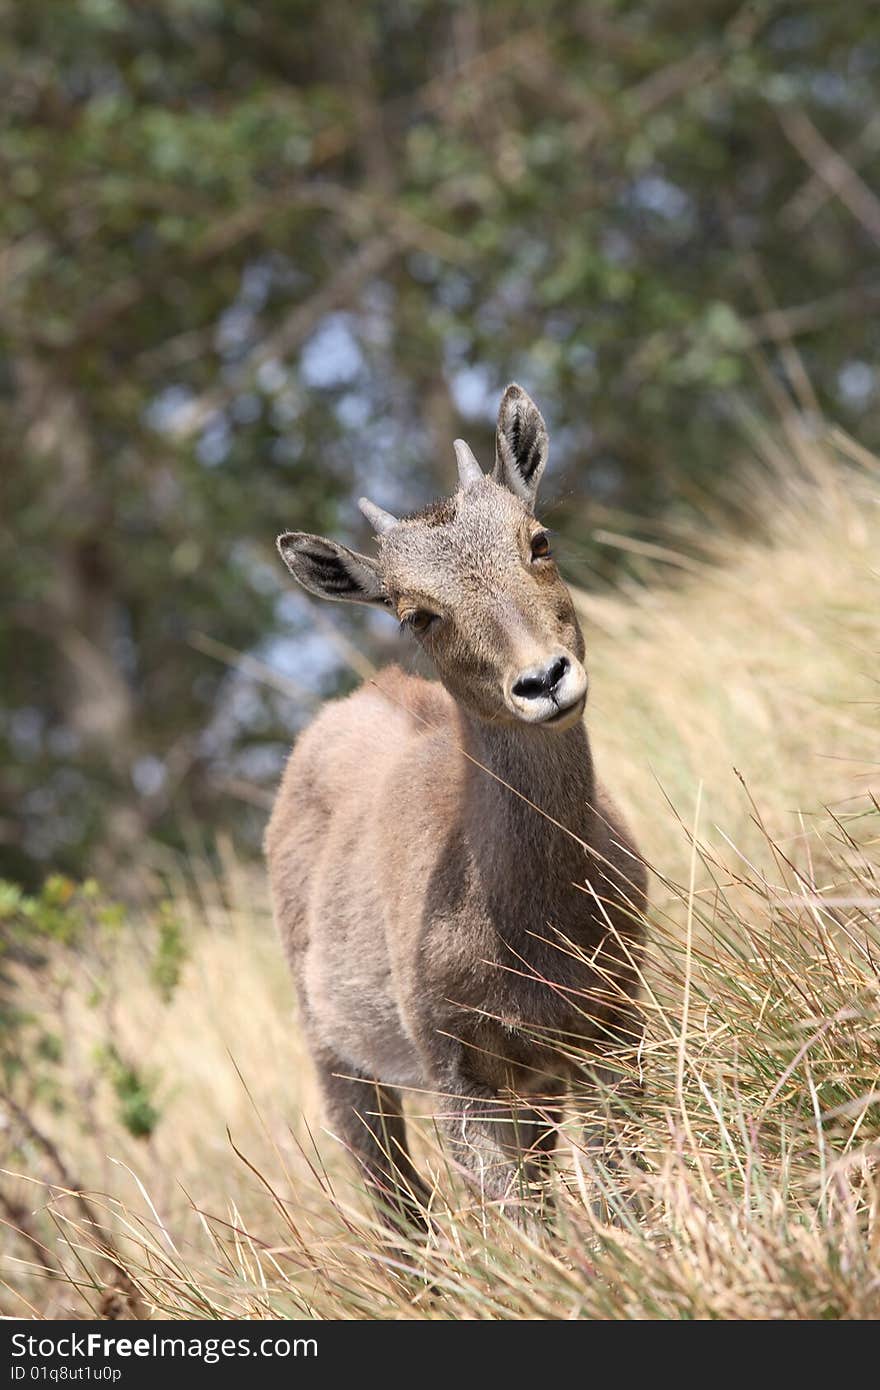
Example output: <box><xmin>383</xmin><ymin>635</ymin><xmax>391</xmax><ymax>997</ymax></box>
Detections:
<box><xmin>265</xmin><ymin>385</ymin><xmax>646</xmax><ymax>1228</ymax></box>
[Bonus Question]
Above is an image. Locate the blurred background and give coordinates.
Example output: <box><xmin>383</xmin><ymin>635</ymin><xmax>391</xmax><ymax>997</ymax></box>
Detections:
<box><xmin>3</xmin><ymin>3</ymin><xmax>880</xmax><ymax>1319</ymax></box>
<box><xmin>3</xmin><ymin>0</ymin><xmax>879</xmax><ymax>885</ymax></box>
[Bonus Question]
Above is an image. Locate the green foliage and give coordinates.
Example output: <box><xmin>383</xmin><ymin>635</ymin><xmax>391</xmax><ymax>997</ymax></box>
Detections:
<box><xmin>0</xmin><ymin>875</ymin><xmax>91</xmax><ymax>961</ymax></box>
<box><xmin>150</xmin><ymin>901</ymin><xmax>187</xmax><ymax>1003</ymax></box>
<box><xmin>3</xmin><ymin>1</ymin><xmax>879</xmax><ymax>878</ymax></box>
<box><xmin>101</xmin><ymin>1045</ymin><xmax>162</xmax><ymax>1140</ymax></box>
<box><xmin>0</xmin><ymin>875</ymin><xmax>112</xmax><ymax>1039</ymax></box>
<box><xmin>0</xmin><ymin>875</ymin><xmax>168</xmax><ymax>1138</ymax></box>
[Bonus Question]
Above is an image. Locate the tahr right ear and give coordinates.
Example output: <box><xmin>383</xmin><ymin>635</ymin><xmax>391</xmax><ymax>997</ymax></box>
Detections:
<box><xmin>493</xmin><ymin>383</ymin><xmax>549</xmax><ymax>512</ymax></box>
<box><xmin>277</xmin><ymin>533</ymin><xmax>388</xmax><ymax>606</ymax></box>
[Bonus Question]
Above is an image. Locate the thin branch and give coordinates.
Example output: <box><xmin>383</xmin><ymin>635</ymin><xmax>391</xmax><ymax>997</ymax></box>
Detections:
<box><xmin>628</xmin><ymin>49</ymin><xmax>719</xmax><ymax>117</ymax></box>
<box><xmin>168</xmin><ymin>234</ymin><xmax>397</xmax><ymax>439</ymax></box>
<box><xmin>781</xmin><ymin>113</ymin><xmax>880</xmax><ymax>230</ymax></box>
<box><xmin>189</xmin><ymin>630</ymin><xmax>316</xmax><ymax>702</ymax></box>
<box><xmin>30</xmin><ymin>27</ymin><xmax>527</xmax><ymax>355</ymax></box>
<box><xmin>619</xmin><ymin>278</ymin><xmax>880</xmax><ymax>395</ymax></box>
<box><xmin>778</xmin><ymin>105</ymin><xmax>880</xmax><ymax>245</ymax></box>
<box><xmin>741</xmin><ymin>280</ymin><xmax>880</xmax><ymax>343</ymax></box>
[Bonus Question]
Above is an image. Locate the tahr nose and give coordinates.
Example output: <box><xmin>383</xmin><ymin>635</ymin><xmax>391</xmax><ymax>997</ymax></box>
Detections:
<box><xmin>511</xmin><ymin>655</ymin><xmax>570</xmax><ymax>701</ymax></box>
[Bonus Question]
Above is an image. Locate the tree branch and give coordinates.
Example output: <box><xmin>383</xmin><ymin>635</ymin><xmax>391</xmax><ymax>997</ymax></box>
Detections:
<box><xmin>780</xmin><ymin>113</ymin><xmax>880</xmax><ymax>231</ymax></box>
<box><xmin>778</xmin><ymin>106</ymin><xmax>880</xmax><ymax>245</ymax></box>
<box><xmin>168</xmin><ymin>233</ymin><xmax>398</xmax><ymax>440</ymax></box>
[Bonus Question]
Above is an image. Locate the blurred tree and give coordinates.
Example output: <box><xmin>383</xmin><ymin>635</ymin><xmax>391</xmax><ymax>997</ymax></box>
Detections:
<box><xmin>2</xmin><ymin>0</ymin><xmax>879</xmax><ymax>880</ymax></box>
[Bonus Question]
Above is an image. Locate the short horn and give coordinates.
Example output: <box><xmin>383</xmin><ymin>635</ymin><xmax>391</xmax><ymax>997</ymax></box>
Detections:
<box><xmin>358</xmin><ymin>497</ymin><xmax>398</xmax><ymax>536</ymax></box>
<box><xmin>454</xmin><ymin>438</ymin><xmax>483</xmax><ymax>489</ymax></box>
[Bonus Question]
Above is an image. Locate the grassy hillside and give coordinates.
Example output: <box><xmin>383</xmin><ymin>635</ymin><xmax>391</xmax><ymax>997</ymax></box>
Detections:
<box><xmin>3</xmin><ymin>424</ymin><xmax>878</xmax><ymax>1319</ymax></box>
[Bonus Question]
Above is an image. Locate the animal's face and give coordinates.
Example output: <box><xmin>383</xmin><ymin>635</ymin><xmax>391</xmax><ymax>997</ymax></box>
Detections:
<box><xmin>278</xmin><ymin>384</ymin><xmax>588</xmax><ymax>732</ymax></box>
<box><xmin>377</xmin><ymin>479</ymin><xmax>587</xmax><ymax>728</ymax></box>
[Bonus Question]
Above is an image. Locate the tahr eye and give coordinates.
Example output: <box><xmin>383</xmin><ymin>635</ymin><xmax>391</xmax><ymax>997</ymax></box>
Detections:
<box><xmin>530</xmin><ymin>531</ymin><xmax>552</xmax><ymax>561</ymax></box>
<box><xmin>404</xmin><ymin>609</ymin><xmax>437</xmax><ymax>635</ymax></box>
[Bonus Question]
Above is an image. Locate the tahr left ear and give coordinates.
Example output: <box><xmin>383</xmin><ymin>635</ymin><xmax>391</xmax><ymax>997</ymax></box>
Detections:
<box><xmin>493</xmin><ymin>383</ymin><xmax>549</xmax><ymax>512</ymax></box>
<box><xmin>276</xmin><ymin>532</ymin><xmax>387</xmax><ymax>606</ymax></box>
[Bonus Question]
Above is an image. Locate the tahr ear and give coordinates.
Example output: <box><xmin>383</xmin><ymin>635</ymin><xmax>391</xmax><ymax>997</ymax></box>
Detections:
<box><xmin>277</xmin><ymin>533</ymin><xmax>387</xmax><ymax>606</ymax></box>
<box><xmin>493</xmin><ymin>383</ymin><xmax>549</xmax><ymax>512</ymax></box>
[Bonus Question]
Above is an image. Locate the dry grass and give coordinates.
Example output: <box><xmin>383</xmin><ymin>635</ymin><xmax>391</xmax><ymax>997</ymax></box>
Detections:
<box><xmin>2</xmin><ymin>422</ymin><xmax>878</xmax><ymax>1319</ymax></box>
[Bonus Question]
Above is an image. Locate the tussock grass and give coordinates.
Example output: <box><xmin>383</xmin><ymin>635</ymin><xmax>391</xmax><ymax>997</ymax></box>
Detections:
<box><xmin>2</xmin><ymin>423</ymin><xmax>878</xmax><ymax>1319</ymax></box>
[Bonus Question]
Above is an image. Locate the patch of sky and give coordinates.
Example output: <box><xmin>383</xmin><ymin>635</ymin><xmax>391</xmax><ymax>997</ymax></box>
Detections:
<box><xmin>47</xmin><ymin>725</ymin><xmax>80</xmax><ymax>758</ymax></box>
<box><xmin>270</xmin><ymin>434</ymin><xmax>304</xmax><ymax>465</ymax></box>
<box><xmin>9</xmin><ymin>707</ymin><xmax>44</xmax><ymax>758</ymax></box>
<box><xmin>360</xmin><ymin>281</ymin><xmax>395</xmax><ymax>348</ymax></box>
<box><xmin>544</xmin><ymin>312</ymin><xmax>578</xmax><ymax>342</ymax></box>
<box><xmin>441</xmin><ymin>328</ymin><xmax>473</xmax><ymax>366</ymax></box>
<box><xmin>450</xmin><ymin>364</ymin><xmax>497</xmax><ymax>421</ymax></box>
<box><xmin>810</xmin><ymin>70</ymin><xmax>853</xmax><ymax>108</ymax></box>
<box><xmin>215</xmin><ymin>303</ymin><xmax>256</xmax><ymax>359</ymax></box>
<box><xmin>241</xmin><ymin>260</ymin><xmax>274</xmax><ymax>309</ymax></box>
<box><xmin>143</xmin><ymin>385</ymin><xmax>195</xmax><ymax>435</ymax></box>
<box><xmin>332</xmin><ymin>414</ymin><xmax>412</xmax><ymax>507</ymax></box>
<box><xmin>300</xmin><ymin>313</ymin><xmax>364</xmax><ymax>389</ymax></box>
<box><xmin>629</xmin><ymin>174</ymin><xmax>692</xmax><ymax>222</ymax></box>
<box><xmin>601</xmin><ymin>228</ymin><xmax>635</xmax><ymax>264</ymax></box>
<box><xmin>837</xmin><ymin>360</ymin><xmax>875</xmax><ymax>406</ymax></box>
<box><xmin>23</xmin><ymin>784</ymin><xmax>56</xmax><ymax>815</ymax></box>
<box><xmin>436</xmin><ymin>270</ymin><xmax>473</xmax><ymax>313</ymax></box>
<box><xmin>23</xmin><ymin>771</ymin><xmax>89</xmax><ymax>856</ymax></box>
<box><xmin>849</xmin><ymin>45</ymin><xmax>880</xmax><ymax>78</ymax></box>
<box><xmin>494</xmin><ymin>267</ymin><xmax>536</xmax><ymax>315</ymax></box>
<box><xmin>196</xmin><ymin>680</ymin><xmax>271</xmax><ymax>764</ymax></box>
<box><xmin>244</xmin><ymin>552</ymin><xmax>282</xmax><ymax>597</ymax></box>
<box><xmin>567</xmin><ymin>342</ymin><xmax>597</xmax><ymax>372</ymax></box>
<box><xmin>335</xmin><ymin>391</ymin><xmax>373</xmax><ymax>430</ymax></box>
<box><xmin>131</xmin><ymin>755</ymin><xmax>166</xmax><ymax>798</ymax></box>
<box><xmin>233</xmin><ymin>743</ymin><xmax>291</xmax><ymax>781</ymax></box>
<box><xmin>769</xmin><ymin>14</ymin><xmax>819</xmax><ymax>51</ymax></box>
<box><xmin>231</xmin><ymin>391</ymin><xmax>262</xmax><ymax>425</ymax></box>
<box><xmin>256</xmin><ymin>356</ymin><xmax>287</xmax><ymax>394</ymax></box>
<box><xmin>261</xmin><ymin>629</ymin><xmax>341</xmax><ymax>691</ymax></box>
<box><xmin>197</xmin><ymin>412</ymin><xmax>231</xmax><ymax>467</ymax></box>
<box><xmin>110</xmin><ymin>611</ymin><xmax>137</xmax><ymax>677</ymax></box>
